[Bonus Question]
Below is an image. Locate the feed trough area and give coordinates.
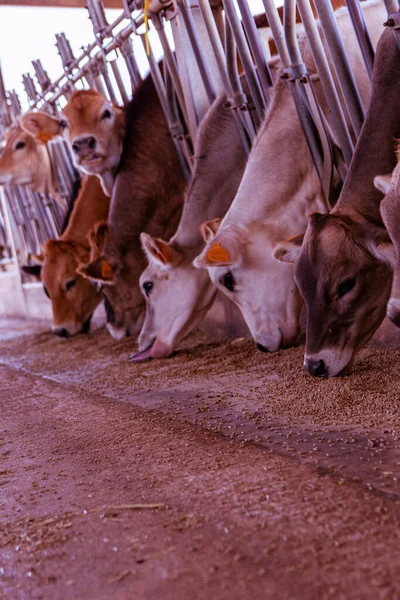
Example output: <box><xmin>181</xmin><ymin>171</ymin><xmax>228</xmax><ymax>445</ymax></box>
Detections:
<box><xmin>1</xmin><ymin>0</ymin><xmax>400</xmax><ymax>598</ymax></box>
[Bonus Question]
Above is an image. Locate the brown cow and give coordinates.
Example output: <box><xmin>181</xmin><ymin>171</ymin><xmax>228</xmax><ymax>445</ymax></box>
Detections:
<box><xmin>0</xmin><ymin>122</ymin><xmax>65</xmax><ymax>204</ymax></box>
<box><xmin>274</xmin><ymin>27</ymin><xmax>400</xmax><ymax>377</ymax></box>
<box><xmin>80</xmin><ymin>73</ymin><xmax>186</xmax><ymax>340</ymax></box>
<box><xmin>19</xmin><ymin>111</ymin><xmax>110</xmax><ymax>336</ymax></box>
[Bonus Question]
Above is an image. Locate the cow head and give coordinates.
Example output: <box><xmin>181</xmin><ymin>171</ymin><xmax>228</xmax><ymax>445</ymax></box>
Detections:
<box><xmin>37</xmin><ymin>238</ymin><xmax>102</xmax><ymax>336</ymax></box>
<box><xmin>79</xmin><ymin>223</ymin><xmax>145</xmax><ymax>340</ymax></box>
<box><xmin>194</xmin><ymin>219</ymin><xmax>303</xmax><ymax>352</ymax></box>
<box><xmin>129</xmin><ymin>231</ymin><xmax>217</xmax><ymax>362</ymax></box>
<box><xmin>0</xmin><ymin>123</ymin><xmax>49</xmax><ymax>188</ymax></box>
<box><xmin>59</xmin><ymin>89</ymin><xmax>125</xmax><ymax>196</ymax></box>
<box><xmin>274</xmin><ymin>212</ymin><xmax>392</xmax><ymax>377</ymax></box>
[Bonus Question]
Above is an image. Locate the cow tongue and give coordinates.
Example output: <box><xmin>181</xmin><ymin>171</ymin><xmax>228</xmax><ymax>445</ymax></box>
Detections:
<box><xmin>129</xmin><ymin>338</ymin><xmax>170</xmax><ymax>363</ymax></box>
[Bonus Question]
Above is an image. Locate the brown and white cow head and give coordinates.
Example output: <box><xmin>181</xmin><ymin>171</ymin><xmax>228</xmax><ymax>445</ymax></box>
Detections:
<box><xmin>79</xmin><ymin>223</ymin><xmax>145</xmax><ymax>340</ymax></box>
<box><xmin>129</xmin><ymin>231</ymin><xmax>217</xmax><ymax>361</ymax></box>
<box><xmin>35</xmin><ymin>238</ymin><xmax>102</xmax><ymax>337</ymax></box>
<box><xmin>194</xmin><ymin>219</ymin><xmax>303</xmax><ymax>352</ymax></box>
<box><xmin>274</xmin><ymin>212</ymin><xmax>392</xmax><ymax>377</ymax></box>
<box><xmin>60</xmin><ymin>89</ymin><xmax>125</xmax><ymax>196</ymax></box>
<box><xmin>0</xmin><ymin>123</ymin><xmax>51</xmax><ymax>190</ymax></box>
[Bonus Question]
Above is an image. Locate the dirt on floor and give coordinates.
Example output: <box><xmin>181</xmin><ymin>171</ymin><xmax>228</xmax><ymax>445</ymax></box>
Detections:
<box><xmin>1</xmin><ymin>317</ymin><xmax>400</xmax><ymax>600</ymax></box>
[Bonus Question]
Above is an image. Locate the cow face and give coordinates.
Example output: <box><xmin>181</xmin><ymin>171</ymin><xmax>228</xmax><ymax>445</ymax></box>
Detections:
<box><xmin>39</xmin><ymin>239</ymin><xmax>102</xmax><ymax>337</ymax></box>
<box><xmin>0</xmin><ymin>125</ymin><xmax>45</xmax><ymax>187</ymax></box>
<box><xmin>130</xmin><ymin>232</ymin><xmax>216</xmax><ymax>361</ymax></box>
<box><xmin>275</xmin><ymin>213</ymin><xmax>392</xmax><ymax>377</ymax></box>
<box><xmin>194</xmin><ymin>220</ymin><xmax>303</xmax><ymax>352</ymax></box>
<box><xmin>79</xmin><ymin>223</ymin><xmax>145</xmax><ymax>340</ymax></box>
<box><xmin>60</xmin><ymin>90</ymin><xmax>125</xmax><ymax>195</ymax></box>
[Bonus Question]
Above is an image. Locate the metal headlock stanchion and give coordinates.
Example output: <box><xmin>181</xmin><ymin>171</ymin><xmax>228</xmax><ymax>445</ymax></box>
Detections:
<box><xmin>345</xmin><ymin>0</ymin><xmax>375</xmax><ymax>82</ymax></box>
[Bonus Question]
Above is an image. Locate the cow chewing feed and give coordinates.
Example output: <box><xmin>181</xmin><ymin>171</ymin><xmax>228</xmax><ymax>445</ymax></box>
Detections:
<box><xmin>21</xmin><ymin>91</ymin><xmax>125</xmax><ymax>198</ymax></box>
<box><xmin>79</xmin><ymin>73</ymin><xmax>186</xmax><ymax>340</ymax></box>
<box><xmin>131</xmin><ymin>80</ymin><xmax>259</xmax><ymax>361</ymax></box>
<box><xmin>274</xmin><ymin>25</ymin><xmax>400</xmax><ymax>378</ymax></box>
<box><xmin>195</xmin><ymin>0</ymin><xmax>385</xmax><ymax>354</ymax></box>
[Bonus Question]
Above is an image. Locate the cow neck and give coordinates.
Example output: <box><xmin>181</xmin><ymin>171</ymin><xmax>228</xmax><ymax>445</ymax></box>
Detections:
<box><xmin>171</xmin><ymin>99</ymin><xmax>248</xmax><ymax>257</ymax></box>
<box><xmin>61</xmin><ymin>175</ymin><xmax>110</xmax><ymax>246</ymax></box>
<box><xmin>107</xmin><ymin>73</ymin><xmax>185</xmax><ymax>255</ymax></box>
<box><xmin>332</xmin><ymin>28</ymin><xmax>400</xmax><ymax>225</ymax></box>
<box><xmin>221</xmin><ymin>77</ymin><xmax>321</xmax><ymax>230</ymax></box>
<box><xmin>30</xmin><ymin>142</ymin><xmax>60</xmax><ymax>202</ymax></box>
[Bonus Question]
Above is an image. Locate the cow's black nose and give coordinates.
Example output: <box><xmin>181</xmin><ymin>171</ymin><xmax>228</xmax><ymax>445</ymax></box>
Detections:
<box><xmin>257</xmin><ymin>343</ymin><xmax>268</xmax><ymax>353</ymax></box>
<box><xmin>54</xmin><ymin>328</ymin><xmax>68</xmax><ymax>338</ymax></box>
<box><xmin>305</xmin><ymin>358</ymin><xmax>328</xmax><ymax>378</ymax></box>
<box><xmin>72</xmin><ymin>136</ymin><xmax>96</xmax><ymax>154</ymax></box>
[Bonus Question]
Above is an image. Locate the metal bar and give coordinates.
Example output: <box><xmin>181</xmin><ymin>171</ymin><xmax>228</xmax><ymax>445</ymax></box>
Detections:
<box><xmin>261</xmin><ymin>0</ymin><xmax>291</xmax><ymax>68</ymax></box>
<box><xmin>313</xmin><ymin>0</ymin><xmax>365</xmax><ymax>138</ymax></box>
<box><xmin>235</xmin><ymin>0</ymin><xmax>273</xmax><ymax>98</ymax></box>
<box><xmin>100</xmin><ymin>64</ymin><xmax>118</xmax><ymax>103</ymax></box>
<box><xmin>222</xmin><ymin>0</ymin><xmax>267</xmax><ymax>121</ymax></box>
<box><xmin>296</xmin><ymin>0</ymin><xmax>354</xmax><ymax>166</ymax></box>
<box><xmin>384</xmin><ymin>0</ymin><xmax>400</xmax><ymax>14</ymax></box>
<box><xmin>345</xmin><ymin>0</ymin><xmax>375</xmax><ymax>82</ymax></box>
<box><xmin>110</xmin><ymin>59</ymin><xmax>129</xmax><ymax>105</ymax></box>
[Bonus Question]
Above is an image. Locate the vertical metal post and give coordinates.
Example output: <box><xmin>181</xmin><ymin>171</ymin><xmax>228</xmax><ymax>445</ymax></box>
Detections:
<box><xmin>313</xmin><ymin>0</ymin><xmax>365</xmax><ymax>138</ymax></box>
<box><xmin>296</xmin><ymin>0</ymin><xmax>354</xmax><ymax>166</ymax></box>
<box><xmin>384</xmin><ymin>0</ymin><xmax>400</xmax><ymax>15</ymax></box>
<box><xmin>345</xmin><ymin>0</ymin><xmax>375</xmax><ymax>82</ymax></box>
<box><xmin>110</xmin><ymin>59</ymin><xmax>129</xmax><ymax>105</ymax></box>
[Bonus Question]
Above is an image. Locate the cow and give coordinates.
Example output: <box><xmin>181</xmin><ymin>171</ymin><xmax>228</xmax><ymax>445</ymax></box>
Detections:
<box><xmin>17</xmin><ymin>111</ymin><xmax>110</xmax><ymax>336</ymax></box>
<box><xmin>194</xmin><ymin>0</ymin><xmax>386</xmax><ymax>354</ymax></box>
<box><xmin>274</xmin><ymin>25</ymin><xmax>400</xmax><ymax>377</ymax></box>
<box><xmin>0</xmin><ymin>122</ymin><xmax>70</xmax><ymax>205</ymax></box>
<box><xmin>131</xmin><ymin>62</ymin><xmax>281</xmax><ymax>362</ymax></box>
<box><xmin>79</xmin><ymin>73</ymin><xmax>186</xmax><ymax>340</ymax></box>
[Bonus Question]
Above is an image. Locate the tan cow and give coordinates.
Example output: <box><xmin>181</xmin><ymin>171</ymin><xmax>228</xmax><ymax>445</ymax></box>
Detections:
<box><xmin>0</xmin><ymin>121</ymin><xmax>64</xmax><ymax>203</ymax></box>
<box><xmin>195</xmin><ymin>1</ymin><xmax>385</xmax><ymax>353</ymax></box>
<box><xmin>20</xmin><ymin>111</ymin><xmax>110</xmax><ymax>336</ymax></box>
<box><xmin>274</xmin><ymin>26</ymin><xmax>400</xmax><ymax>377</ymax></box>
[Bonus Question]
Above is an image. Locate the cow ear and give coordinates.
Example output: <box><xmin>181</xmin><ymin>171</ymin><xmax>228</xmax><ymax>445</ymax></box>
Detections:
<box><xmin>87</xmin><ymin>221</ymin><xmax>109</xmax><ymax>263</ymax></box>
<box><xmin>369</xmin><ymin>240</ymin><xmax>397</xmax><ymax>267</ymax></box>
<box><xmin>200</xmin><ymin>218</ymin><xmax>222</xmax><ymax>243</ymax></box>
<box><xmin>140</xmin><ymin>232</ymin><xmax>181</xmax><ymax>267</ymax></box>
<box><xmin>22</xmin><ymin>264</ymin><xmax>42</xmax><ymax>280</ymax></box>
<box><xmin>20</xmin><ymin>111</ymin><xmax>62</xmax><ymax>143</ymax></box>
<box><xmin>78</xmin><ymin>255</ymin><xmax>117</xmax><ymax>284</ymax></box>
<box><xmin>374</xmin><ymin>174</ymin><xmax>392</xmax><ymax>196</ymax></box>
<box><xmin>273</xmin><ymin>234</ymin><xmax>304</xmax><ymax>263</ymax></box>
<box><xmin>193</xmin><ymin>226</ymin><xmax>242</xmax><ymax>269</ymax></box>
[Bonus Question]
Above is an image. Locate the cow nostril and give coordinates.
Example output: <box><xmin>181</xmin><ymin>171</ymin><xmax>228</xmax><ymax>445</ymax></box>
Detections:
<box><xmin>88</xmin><ymin>137</ymin><xmax>96</xmax><ymax>149</ymax></box>
<box><xmin>72</xmin><ymin>143</ymin><xmax>79</xmax><ymax>154</ymax></box>
<box><xmin>305</xmin><ymin>358</ymin><xmax>328</xmax><ymax>378</ymax></box>
<box><xmin>257</xmin><ymin>343</ymin><xmax>268</xmax><ymax>353</ymax></box>
<box><xmin>54</xmin><ymin>328</ymin><xmax>68</xmax><ymax>338</ymax></box>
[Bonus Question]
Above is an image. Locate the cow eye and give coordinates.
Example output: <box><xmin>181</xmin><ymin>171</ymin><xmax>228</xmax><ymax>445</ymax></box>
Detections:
<box><xmin>101</xmin><ymin>109</ymin><xmax>112</xmax><ymax>121</ymax></box>
<box><xmin>43</xmin><ymin>285</ymin><xmax>50</xmax><ymax>299</ymax></box>
<box><xmin>59</xmin><ymin>119</ymin><xmax>67</xmax><ymax>129</ymax></box>
<box><xmin>338</xmin><ymin>277</ymin><xmax>356</xmax><ymax>298</ymax></box>
<box><xmin>15</xmin><ymin>141</ymin><xmax>25</xmax><ymax>150</ymax></box>
<box><xmin>66</xmin><ymin>279</ymin><xmax>77</xmax><ymax>291</ymax></box>
<box><xmin>220</xmin><ymin>271</ymin><xmax>235</xmax><ymax>292</ymax></box>
<box><xmin>143</xmin><ymin>281</ymin><xmax>153</xmax><ymax>297</ymax></box>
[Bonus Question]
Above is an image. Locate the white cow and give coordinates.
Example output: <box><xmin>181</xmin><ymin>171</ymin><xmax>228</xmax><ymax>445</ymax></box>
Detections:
<box><xmin>194</xmin><ymin>0</ymin><xmax>386</xmax><ymax>351</ymax></box>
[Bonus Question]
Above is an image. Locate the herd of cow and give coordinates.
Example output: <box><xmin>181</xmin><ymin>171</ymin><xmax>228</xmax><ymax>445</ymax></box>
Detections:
<box><xmin>1</xmin><ymin>0</ymin><xmax>400</xmax><ymax>379</ymax></box>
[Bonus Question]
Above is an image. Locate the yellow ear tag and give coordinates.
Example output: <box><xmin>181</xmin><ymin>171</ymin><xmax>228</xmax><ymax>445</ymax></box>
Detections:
<box><xmin>101</xmin><ymin>259</ymin><xmax>114</xmax><ymax>280</ymax></box>
<box><xmin>36</xmin><ymin>131</ymin><xmax>53</xmax><ymax>144</ymax></box>
<box><xmin>144</xmin><ymin>0</ymin><xmax>151</xmax><ymax>56</ymax></box>
<box><xmin>207</xmin><ymin>242</ymin><xmax>230</xmax><ymax>263</ymax></box>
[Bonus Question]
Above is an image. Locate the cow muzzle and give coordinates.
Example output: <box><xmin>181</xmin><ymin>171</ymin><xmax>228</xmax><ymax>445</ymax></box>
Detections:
<box><xmin>304</xmin><ymin>357</ymin><xmax>328</xmax><ymax>378</ymax></box>
<box><xmin>386</xmin><ymin>298</ymin><xmax>400</xmax><ymax>329</ymax></box>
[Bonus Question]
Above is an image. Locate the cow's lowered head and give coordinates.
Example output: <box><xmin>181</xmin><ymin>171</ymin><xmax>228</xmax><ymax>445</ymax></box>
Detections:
<box><xmin>79</xmin><ymin>222</ymin><xmax>145</xmax><ymax>340</ymax></box>
<box><xmin>194</xmin><ymin>218</ymin><xmax>303</xmax><ymax>352</ymax></box>
<box><xmin>274</xmin><ymin>212</ymin><xmax>393</xmax><ymax>377</ymax></box>
<box><xmin>129</xmin><ymin>231</ymin><xmax>217</xmax><ymax>362</ymax></box>
<box><xmin>33</xmin><ymin>238</ymin><xmax>102</xmax><ymax>337</ymax></box>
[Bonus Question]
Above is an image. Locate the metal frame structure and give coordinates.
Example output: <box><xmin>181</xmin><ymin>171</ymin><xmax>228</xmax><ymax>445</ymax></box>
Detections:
<box><xmin>0</xmin><ymin>0</ymin><xmax>397</xmax><ymax>315</ymax></box>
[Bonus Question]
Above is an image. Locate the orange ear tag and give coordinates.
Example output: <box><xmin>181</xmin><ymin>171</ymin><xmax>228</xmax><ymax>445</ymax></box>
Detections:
<box><xmin>36</xmin><ymin>131</ymin><xmax>54</xmax><ymax>144</ymax></box>
<box><xmin>101</xmin><ymin>259</ymin><xmax>114</xmax><ymax>280</ymax></box>
<box><xmin>207</xmin><ymin>242</ymin><xmax>230</xmax><ymax>263</ymax></box>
